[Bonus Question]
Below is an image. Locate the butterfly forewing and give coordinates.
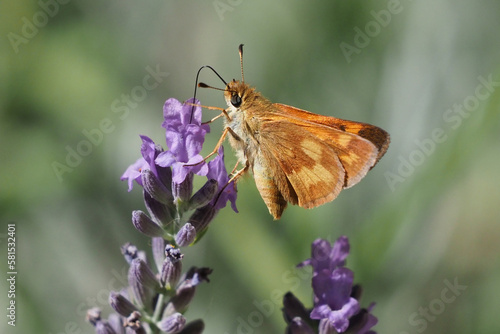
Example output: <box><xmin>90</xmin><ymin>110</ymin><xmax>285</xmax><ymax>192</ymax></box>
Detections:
<box><xmin>273</xmin><ymin>103</ymin><xmax>390</xmax><ymax>163</ymax></box>
<box><xmin>258</xmin><ymin>119</ymin><xmax>346</xmax><ymax>211</ymax></box>
<box><xmin>268</xmin><ymin>104</ymin><xmax>382</xmax><ymax>187</ymax></box>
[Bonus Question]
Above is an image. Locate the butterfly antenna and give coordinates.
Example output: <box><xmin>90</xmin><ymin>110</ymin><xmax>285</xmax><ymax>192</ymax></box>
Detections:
<box><xmin>191</xmin><ymin>65</ymin><xmax>228</xmax><ymax>123</ymax></box>
<box><xmin>238</xmin><ymin>44</ymin><xmax>245</xmax><ymax>82</ymax></box>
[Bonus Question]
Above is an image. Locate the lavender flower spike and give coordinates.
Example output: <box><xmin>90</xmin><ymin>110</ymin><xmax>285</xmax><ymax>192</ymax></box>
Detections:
<box><xmin>91</xmin><ymin>97</ymin><xmax>235</xmax><ymax>334</ymax></box>
<box><xmin>121</xmin><ymin>97</ymin><xmax>238</xmax><ymax>246</ymax></box>
<box><xmin>290</xmin><ymin>236</ymin><xmax>378</xmax><ymax>334</ymax></box>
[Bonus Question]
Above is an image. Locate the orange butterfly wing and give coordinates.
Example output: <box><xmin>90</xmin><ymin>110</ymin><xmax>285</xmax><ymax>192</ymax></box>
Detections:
<box><xmin>250</xmin><ymin>103</ymin><xmax>388</xmax><ymax>218</ymax></box>
<box><xmin>273</xmin><ymin>103</ymin><xmax>390</xmax><ymax>163</ymax></box>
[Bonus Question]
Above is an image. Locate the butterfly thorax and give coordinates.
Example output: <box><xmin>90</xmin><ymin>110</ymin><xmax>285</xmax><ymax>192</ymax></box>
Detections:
<box><xmin>223</xmin><ymin>80</ymin><xmax>273</xmax><ymax>169</ymax></box>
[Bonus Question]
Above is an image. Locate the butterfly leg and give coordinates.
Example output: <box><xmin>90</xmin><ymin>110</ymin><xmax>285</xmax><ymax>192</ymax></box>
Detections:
<box><xmin>202</xmin><ymin>112</ymin><xmax>225</xmax><ymax>125</ymax></box>
<box><xmin>185</xmin><ymin>102</ymin><xmax>231</xmax><ymax>123</ymax></box>
<box><xmin>226</xmin><ymin>160</ymin><xmax>249</xmax><ymax>187</ymax></box>
<box><xmin>184</xmin><ymin>128</ymin><xmax>229</xmax><ymax>167</ymax></box>
<box><xmin>209</xmin><ymin>160</ymin><xmax>248</xmax><ymax>209</ymax></box>
<box><xmin>185</xmin><ymin>102</ymin><xmax>224</xmax><ymax>112</ymax></box>
<box><xmin>229</xmin><ymin>160</ymin><xmax>241</xmax><ymax>176</ymax></box>
<box><xmin>185</xmin><ymin>127</ymin><xmax>241</xmax><ymax>167</ymax></box>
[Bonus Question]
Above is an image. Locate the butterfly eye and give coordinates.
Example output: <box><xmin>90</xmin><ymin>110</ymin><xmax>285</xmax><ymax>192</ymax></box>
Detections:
<box><xmin>231</xmin><ymin>94</ymin><xmax>242</xmax><ymax>108</ymax></box>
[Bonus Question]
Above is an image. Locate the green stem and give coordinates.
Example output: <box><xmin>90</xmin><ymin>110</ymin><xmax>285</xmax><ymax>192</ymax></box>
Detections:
<box><xmin>152</xmin><ymin>292</ymin><xmax>166</xmax><ymax>323</ymax></box>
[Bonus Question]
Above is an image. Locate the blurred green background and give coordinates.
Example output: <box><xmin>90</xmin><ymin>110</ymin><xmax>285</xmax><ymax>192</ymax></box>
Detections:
<box><xmin>1</xmin><ymin>0</ymin><xmax>500</xmax><ymax>333</ymax></box>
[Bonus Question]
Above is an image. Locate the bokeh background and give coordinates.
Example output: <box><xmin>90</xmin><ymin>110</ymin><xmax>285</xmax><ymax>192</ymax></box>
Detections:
<box><xmin>1</xmin><ymin>0</ymin><xmax>500</xmax><ymax>333</ymax></box>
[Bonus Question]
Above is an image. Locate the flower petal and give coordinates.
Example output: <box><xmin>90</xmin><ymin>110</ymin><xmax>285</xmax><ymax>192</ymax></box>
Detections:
<box><xmin>207</xmin><ymin>147</ymin><xmax>237</xmax><ymax>212</ymax></box>
<box><xmin>156</xmin><ymin>151</ymin><xmax>177</xmax><ymax>168</ymax></box>
<box><xmin>161</xmin><ymin>98</ymin><xmax>209</xmax><ymax>162</ymax></box>
<box><xmin>121</xmin><ymin>157</ymin><xmax>147</xmax><ymax>191</ymax></box>
<box><xmin>313</xmin><ymin>268</ymin><xmax>354</xmax><ymax>309</ymax></box>
<box><xmin>313</xmin><ymin>297</ymin><xmax>359</xmax><ymax>333</ymax></box>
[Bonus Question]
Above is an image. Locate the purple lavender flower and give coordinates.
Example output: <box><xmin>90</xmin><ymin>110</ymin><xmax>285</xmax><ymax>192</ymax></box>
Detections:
<box><xmin>206</xmin><ymin>146</ymin><xmax>238</xmax><ymax>212</ymax></box>
<box><xmin>310</xmin><ymin>267</ymin><xmax>360</xmax><ymax>332</ymax></box>
<box><xmin>297</xmin><ymin>237</ymin><xmax>349</xmax><ymax>274</ymax></box>
<box><xmin>156</xmin><ymin>98</ymin><xmax>209</xmax><ymax>183</ymax></box>
<box><xmin>284</xmin><ymin>237</ymin><xmax>378</xmax><ymax>334</ymax></box>
<box><xmin>121</xmin><ymin>135</ymin><xmax>163</xmax><ymax>191</ymax></box>
<box><xmin>120</xmin><ymin>98</ymin><xmax>238</xmax><ymax>245</ymax></box>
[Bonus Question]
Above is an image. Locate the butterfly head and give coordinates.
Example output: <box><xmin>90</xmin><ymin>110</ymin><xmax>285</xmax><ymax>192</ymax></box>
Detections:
<box><xmin>224</xmin><ymin>79</ymin><xmax>254</xmax><ymax>111</ymax></box>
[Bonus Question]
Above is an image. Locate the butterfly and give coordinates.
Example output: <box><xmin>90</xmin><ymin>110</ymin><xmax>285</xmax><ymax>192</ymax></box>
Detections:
<box><xmin>196</xmin><ymin>45</ymin><xmax>390</xmax><ymax>219</ymax></box>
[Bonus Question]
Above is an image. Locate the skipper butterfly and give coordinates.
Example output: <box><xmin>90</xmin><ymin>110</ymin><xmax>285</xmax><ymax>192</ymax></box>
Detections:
<box><xmin>195</xmin><ymin>45</ymin><xmax>390</xmax><ymax>219</ymax></box>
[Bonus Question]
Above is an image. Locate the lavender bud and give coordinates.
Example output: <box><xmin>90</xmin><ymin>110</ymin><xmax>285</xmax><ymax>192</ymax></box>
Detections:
<box><xmin>152</xmin><ymin>237</ymin><xmax>166</xmax><ymax>273</ymax></box>
<box><xmin>345</xmin><ymin>306</ymin><xmax>378</xmax><ymax>333</ymax></box>
<box><xmin>164</xmin><ymin>278</ymin><xmax>197</xmax><ymax>315</ymax></box>
<box><xmin>109</xmin><ymin>291</ymin><xmax>138</xmax><ymax>317</ymax></box>
<box><xmin>134</xmin><ymin>258</ymin><xmax>160</xmax><ymax>290</ymax></box>
<box><xmin>108</xmin><ymin>314</ymin><xmax>124</xmax><ymax>334</ymax></box>
<box><xmin>144</xmin><ymin>191</ymin><xmax>174</xmax><ymax>227</ymax></box>
<box><xmin>125</xmin><ymin>311</ymin><xmax>146</xmax><ymax>334</ymax></box>
<box><xmin>137</xmin><ymin>250</ymin><xmax>148</xmax><ymax>263</ymax></box>
<box><xmin>187</xmin><ymin>205</ymin><xmax>216</xmax><ymax>235</ymax></box>
<box><xmin>86</xmin><ymin>307</ymin><xmax>102</xmax><ymax>326</ymax></box>
<box><xmin>187</xmin><ymin>179</ymin><xmax>218</xmax><ymax>211</ymax></box>
<box><xmin>87</xmin><ymin>309</ymin><xmax>118</xmax><ymax>334</ymax></box>
<box><xmin>128</xmin><ymin>259</ymin><xmax>156</xmax><ymax>309</ymax></box>
<box><xmin>160</xmin><ymin>245</ymin><xmax>183</xmax><ymax>288</ymax></box>
<box><xmin>156</xmin><ymin>165</ymin><xmax>173</xmax><ymax>190</ymax></box>
<box><xmin>173</xmin><ymin>172</ymin><xmax>193</xmax><ymax>204</ymax></box>
<box><xmin>185</xmin><ymin>266</ymin><xmax>212</xmax><ymax>284</ymax></box>
<box><xmin>121</xmin><ymin>243</ymin><xmax>138</xmax><ymax>264</ymax></box>
<box><xmin>282</xmin><ymin>292</ymin><xmax>310</xmax><ymax>324</ymax></box>
<box><xmin>157</xmin><ymin>313</ymin><xmax>186</xmax><ymax>334</ymax></box>
<box><xmin>163</xmin><ymin>267</ymin><xmax>213</xmax><ymax>314</ymax></box>
<box><xmin>179</xmin><ymin>319</ymin><xmax>204</xmax><ymax>334</ymax></box>
<box><xmin>350</xmin><ymin>284</ymin><xmax>362</xmax><ymax>301</ymax></box>
<box><xmin>141</xmin><ymin>169</ymin><xmax>173</xmax><ymax>204</ymax></box>
<box><xmin>132</xmin><ymin>210</ymin><xmax>164</xmax><ymax>238</ymax></box>
<box><xmin>95</xmin><ymin>321</ymin><xmax>117</xmax><ymax>334</ymax></box>
<box><xmin>175</xmin><ymin>223</ymin><xmax>196</xmax><ymax>247</ymax></box>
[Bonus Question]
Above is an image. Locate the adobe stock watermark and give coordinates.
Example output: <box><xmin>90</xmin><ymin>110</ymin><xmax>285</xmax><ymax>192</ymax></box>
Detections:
<box><xmin>51</xmin><ymin>65</ymin><xmax>169</xmax><ymax>182</ymax></box>
<box><xmin>399</xmin><ymin>277</ymin><xmax>467</xmax><ymax>334</ymax></box>
<box><xmin>340</xmin><ymin>0</ymin><xmax>413</xmax><ymax>63</ymax></box>
<box><xmin>8</xmin><ymin>0</ymin><xmax>71</xmax><ymax>54</ymax></box>
<box><xmin>385</xmin><ymin>73</ymin><xmax>500</xmax><ymax>191</ymax></box>
<box><xmin>213</xmin><ymin>0</ymin><xmax>243</xmax><ymax>21</ymax></box>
